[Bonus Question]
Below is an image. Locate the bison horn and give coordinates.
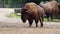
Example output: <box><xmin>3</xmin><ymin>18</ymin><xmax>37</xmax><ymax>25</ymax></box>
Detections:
<box><xmin>26</xmin><ymin>11</ymin><xmax>29</xmax><ymax>13</ymax></box>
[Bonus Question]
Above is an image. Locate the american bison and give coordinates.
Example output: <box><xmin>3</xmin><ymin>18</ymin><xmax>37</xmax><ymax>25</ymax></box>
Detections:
<box><xmin>39</xmin><ymin>1</ymin><xmax>59</xmax><ymax>21</ymax></box>
<box><xmin>21</xmin><ymin>2</ymin><xmax>45</xmax><ymax>27</ymax></box>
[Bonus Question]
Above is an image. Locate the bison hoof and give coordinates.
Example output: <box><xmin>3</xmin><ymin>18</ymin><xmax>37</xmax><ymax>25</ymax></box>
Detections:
<box><xmin>41</xmin><ymin>25</ymin><xmax>43</xmax><ymax>27</ymax></box>
<box><xmin>29</xmin><ymin>25</ymin><xmax>31</xmax><ymax>27</ymax></box>
<box><xmin>36</xmin><ymin>25</ymin><xmax>38</xmax><ymax>27</ymax></box>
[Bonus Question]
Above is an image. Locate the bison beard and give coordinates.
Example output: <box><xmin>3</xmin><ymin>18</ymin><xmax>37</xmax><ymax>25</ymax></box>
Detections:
<box><xmin>21</xmin><ymin>15</ymin><xmax>26</xmax><ymax>23</ymax></box>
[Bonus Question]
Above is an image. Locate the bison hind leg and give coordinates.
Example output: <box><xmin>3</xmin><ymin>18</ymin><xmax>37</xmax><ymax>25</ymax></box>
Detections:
<box><xmin>39</xmin><ymin>17</ymin><xmax>43</xmax><ymax>27</ymax></box>
<box><xmin>35</xmin><ymin>19</ymin><xmax>39</xmax><ymax>27</ymax></box>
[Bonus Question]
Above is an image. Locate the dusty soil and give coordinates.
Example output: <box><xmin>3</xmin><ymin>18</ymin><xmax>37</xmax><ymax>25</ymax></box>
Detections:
<box><xmin>0</xmin><ymin>20</ymin><xmax>60</xmax><ymax>34</ymax></box>
<box><xmin>0</xmin><ymin>8</ymin><xmax>60</xmax><ymax>34</ymax></box>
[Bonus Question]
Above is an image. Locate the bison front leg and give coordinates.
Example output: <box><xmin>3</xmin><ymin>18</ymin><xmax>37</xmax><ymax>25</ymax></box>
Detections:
<box><xmin>28</xmin><ymin>18</ymin><xmax>33</xmax><ymax>27</ymax></box>
<box><xmin>35</xmin><ymin>19</ymin><xmax>39</xmax><ymax>27</ymax></box>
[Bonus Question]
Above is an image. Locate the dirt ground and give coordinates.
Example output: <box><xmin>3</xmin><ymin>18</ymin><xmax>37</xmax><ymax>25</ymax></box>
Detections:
<box><xmin>0</xmin><ymin>8</ymin><xmax>60</xmax><ymax>34</ymax></box>
<box><xmin>0</xmin><ymin>27</ymin><xmax>60</xmax><ymax>34</ymax></box>
<box><xmin>0</xmin><ymin>20</ymin><xmax>60</xmax><ymax>34</ymax></box>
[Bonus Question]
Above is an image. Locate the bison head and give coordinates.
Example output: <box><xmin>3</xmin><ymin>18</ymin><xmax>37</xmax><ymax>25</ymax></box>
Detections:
<box><xmin>21</xmin><ymin>8</ymin><xmax>29</xmax><ymax>23</ymax></box>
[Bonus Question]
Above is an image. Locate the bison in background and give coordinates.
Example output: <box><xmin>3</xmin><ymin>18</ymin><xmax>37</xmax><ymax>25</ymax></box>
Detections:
<box><xmin>21</xmin><ymin>2</ymin><xmax>45</xmax><ymax>27</ymax></box>
<box><xmin>39</xmin><ymin>0</ymin><xmax>59</xmax><ymax>21</ymax></box>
